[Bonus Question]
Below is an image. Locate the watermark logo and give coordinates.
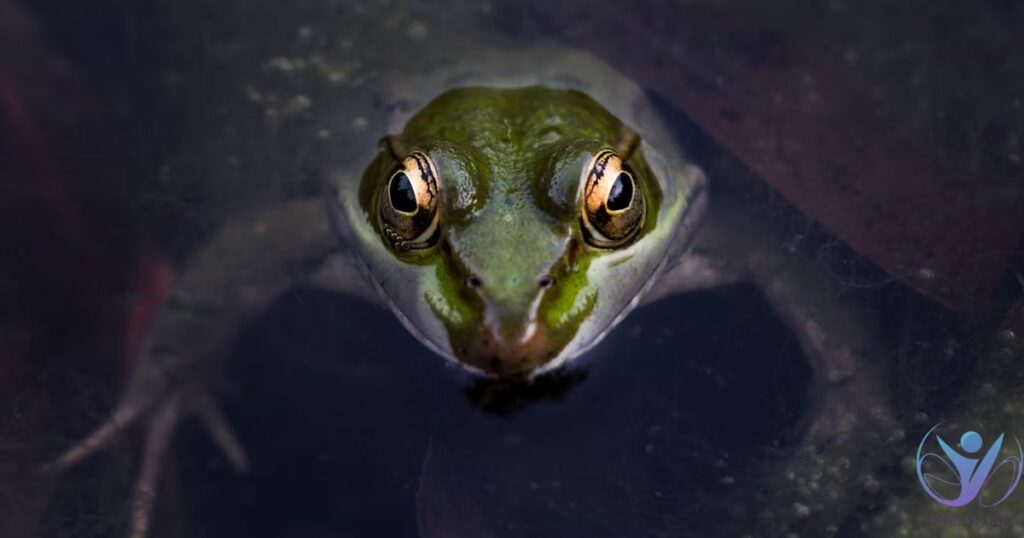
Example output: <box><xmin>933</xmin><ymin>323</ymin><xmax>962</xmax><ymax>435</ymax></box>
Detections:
<box><xmin>916</xmin><ymin>423</ymin><xmax>1024</xmax><ymax>508</ymax></box>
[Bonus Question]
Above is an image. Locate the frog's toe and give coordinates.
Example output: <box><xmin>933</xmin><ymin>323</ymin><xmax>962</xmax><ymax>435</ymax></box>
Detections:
<box><xmin>42</xmin><ymin>384</ymin><xmax>165</xmax><ymax>474</ymax></box>
<box><xmin>129</xmin><ymin>389</ymin><xmax>247</xmax><ymax>538</ymax></box>
<box><xmin>193</xmin><ymin>391</ymin><xmax>249</xmax><ymax>472</ymax></box>
<box><xmin>129</xmin><ymin>391</ymin><xmax>183</xmax><ymax>538</ymax></box>
<box><xmin>47</xmin><ymin>385</ymin><xmax>247</xmax><ymax>538</ymax></box>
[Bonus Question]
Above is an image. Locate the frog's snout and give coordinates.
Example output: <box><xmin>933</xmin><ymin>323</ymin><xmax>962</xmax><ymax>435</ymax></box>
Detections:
<box><xmin>456</xmin><ymin>273</ymin><xmax>561</xmax><ymax>377</ymax></box>
<box><xmin>460</xmin><ymin>319</ymin><xmax>557</xmax><ymax>377</ymax></box>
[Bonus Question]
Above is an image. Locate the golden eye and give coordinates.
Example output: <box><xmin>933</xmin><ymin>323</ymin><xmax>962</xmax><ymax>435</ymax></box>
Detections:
<box><xmin>580</xmin><ymin>149</ymin><xmax>645</xmax><ymax>248</ymax></box>
<box><xmin>379</xmin><ymin>151</ymin><xmax>441</xmax><ymax>250</ymax></box>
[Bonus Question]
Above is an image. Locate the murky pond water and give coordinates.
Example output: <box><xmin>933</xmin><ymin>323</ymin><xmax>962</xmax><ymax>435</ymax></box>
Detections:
<box><xmin>2</xmin><ymin>1</ymin><xmax>1023</xmax><ymax>537</ymax></box>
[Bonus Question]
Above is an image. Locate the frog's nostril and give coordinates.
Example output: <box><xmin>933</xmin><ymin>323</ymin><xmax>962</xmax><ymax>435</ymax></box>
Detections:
<box><xmin>537</xmin><ymin>275</ymin><xmax>556</xmax><ymax>289</ymax></box>
<box><xmin>465</xmin><ymin>275</ymin><xmax>484</xmax><ymax>289</ymax></box>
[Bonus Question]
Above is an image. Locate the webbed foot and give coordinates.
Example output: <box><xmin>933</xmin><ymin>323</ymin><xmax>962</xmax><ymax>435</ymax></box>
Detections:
<box><xmin>45</xmin><ymin>384</ymin><xmax>246</xmax><ymax>538</ymax></box>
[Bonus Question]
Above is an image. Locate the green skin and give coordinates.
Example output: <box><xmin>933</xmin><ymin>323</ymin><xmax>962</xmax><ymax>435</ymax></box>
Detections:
<box><xmin>51</xmin><ymin>47</ymin><xmax>893</xmax><ymax>538</ymax></box>
<box><xmin>347</xmin><ymin>87</ymin><xmax>678</xmax><ymax>376</ymax></box>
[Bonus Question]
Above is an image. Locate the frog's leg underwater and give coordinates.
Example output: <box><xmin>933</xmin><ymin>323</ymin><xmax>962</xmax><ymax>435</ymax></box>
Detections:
<box><xmin>646</xmin><ymin>187</ymin><xmax>893</xmax><ymax>444</ymax></box>
<box><xmin>43</xmin><ymin>199</ymin><xmax>378</xmax><ymax>538</ymax></box>
<box><xmin>646</xmin><ymin>195</ymin><xmax>896</xmax><ymax>532</ymax></box>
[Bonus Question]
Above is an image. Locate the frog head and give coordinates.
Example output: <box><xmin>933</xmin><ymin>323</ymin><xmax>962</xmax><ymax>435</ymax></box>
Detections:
<box><xmin>337</xmin><ymin>86</ymin><xmax>704</xmax><ymax>378</ymax></box>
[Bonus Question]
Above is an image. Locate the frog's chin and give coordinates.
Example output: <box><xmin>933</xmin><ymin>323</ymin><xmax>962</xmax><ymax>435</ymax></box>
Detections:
<box><xmin>378</xmin><ymin>279</ymin><xmax>665</xmax><ymax>379</ymax></box>
<box><xmin>401</xmin><ymin>314</ymin><xmax>576</xmax><ymax>380</ymax></box>
<box><xmin>416</xmin><ymin>272</ymin><xmax>656</xmax><ymax>380</ymax></box>
<box><xmin>368</xmin><ymin>259</ymin><xmax>651</xmax><ymax>377</ymax></box>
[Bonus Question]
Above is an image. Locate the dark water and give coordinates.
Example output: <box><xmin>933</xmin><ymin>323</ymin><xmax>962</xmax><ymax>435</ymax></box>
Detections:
<box><xmin>187</xmin><ymin>284</ymin><xmax>809</xmax><ymax>538</ymax></box>
<box><xmin>2</xmin><ymin>1</ymin><xmax>1022</xmax><ymax>537</ymax></box>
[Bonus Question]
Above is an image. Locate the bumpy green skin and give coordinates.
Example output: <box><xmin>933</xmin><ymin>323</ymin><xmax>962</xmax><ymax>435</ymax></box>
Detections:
<box><xmin>351</xmin><ymin>87</ymin><xmax>673</xmax><ymax>376</ymax></box>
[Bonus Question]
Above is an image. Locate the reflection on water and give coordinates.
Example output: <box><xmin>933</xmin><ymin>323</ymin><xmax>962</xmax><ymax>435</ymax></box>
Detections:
<box><xmin>2</xmin><ymin>0</ymin><xmax>1022</xmax><ymax>537</ymax></box>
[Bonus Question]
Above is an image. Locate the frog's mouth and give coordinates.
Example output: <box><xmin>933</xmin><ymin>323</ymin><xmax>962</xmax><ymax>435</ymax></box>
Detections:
<box><xmin>425</xmin><ymin>284</ymin><xmax>587</xmax><ymax>379</ymax></box>
<box><xmin>454</xmin><ymin>318</ymin><xmax>558</xmax><ymax>377</ymax></box>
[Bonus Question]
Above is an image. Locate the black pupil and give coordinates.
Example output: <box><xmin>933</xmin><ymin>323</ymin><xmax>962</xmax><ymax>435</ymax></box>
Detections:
<box><xmin>607</xmin><ymin>172</ymin><xmax>633</xmax><ymax>211</ymax></box>
<box><xmin>389</xmin><ymin>172</ymin><xmax>417</xmax><ymax>213</ymax></box>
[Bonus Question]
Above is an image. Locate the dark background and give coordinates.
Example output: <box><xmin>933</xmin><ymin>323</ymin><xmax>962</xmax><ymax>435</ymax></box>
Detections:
<box><xmin>2</xmin><ymin>0</ymin><xmax>1020</xmax><ymax>536</ymax></box>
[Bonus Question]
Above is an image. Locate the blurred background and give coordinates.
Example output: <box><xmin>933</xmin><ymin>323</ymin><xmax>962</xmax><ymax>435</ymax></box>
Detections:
<box><xmin>1</xmin><ymin>0</ymin><xmax>1023</xmax><ymax>537</ymax></box>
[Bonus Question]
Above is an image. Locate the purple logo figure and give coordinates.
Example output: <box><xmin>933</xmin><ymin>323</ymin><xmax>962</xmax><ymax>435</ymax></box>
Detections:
<box><xmin>916</xmin><ymin>423</ymin><xmax>1024</xmax><ymax>508</ymax></box>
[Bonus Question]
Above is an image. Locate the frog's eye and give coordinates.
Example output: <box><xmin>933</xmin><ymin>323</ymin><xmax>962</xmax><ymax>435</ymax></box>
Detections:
<box><xmin>580</xmin><ymin>149</ymin><xmax>645</xmax><ymax>248</ymax></box>
<box><xmin>379</xmin><ymin>151</ymin><xmax>441</xmax><ymax>250</ymax></box>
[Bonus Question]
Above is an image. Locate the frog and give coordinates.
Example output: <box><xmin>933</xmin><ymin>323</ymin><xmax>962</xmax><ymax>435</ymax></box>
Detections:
<box><xmin>46</xmin><ymin>44</ymin><xmax>891</xmax><ymax>537</ymax></box>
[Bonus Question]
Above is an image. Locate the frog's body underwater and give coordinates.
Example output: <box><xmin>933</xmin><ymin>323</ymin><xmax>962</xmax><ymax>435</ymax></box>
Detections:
<box><xmin>49</xmin><ymin>46</ymin><xmax>889</xmax><ymax>537</ymax></box>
